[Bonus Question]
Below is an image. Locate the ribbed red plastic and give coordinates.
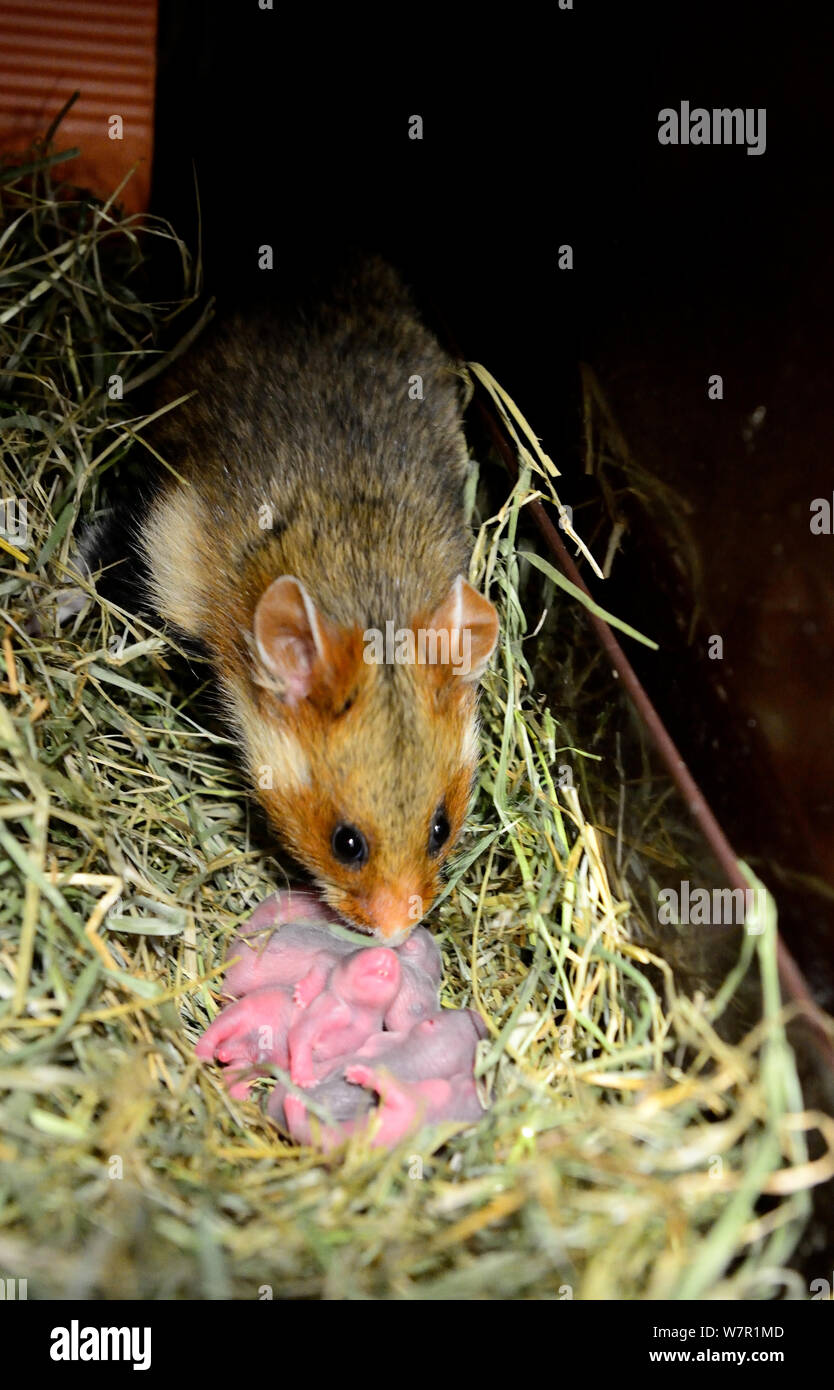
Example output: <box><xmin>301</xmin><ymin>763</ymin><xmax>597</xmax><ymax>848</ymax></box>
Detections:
<box><xmin>0</xmin><ymin>0</ymin><xmax>157</xmax><ymax>211</ymax></box>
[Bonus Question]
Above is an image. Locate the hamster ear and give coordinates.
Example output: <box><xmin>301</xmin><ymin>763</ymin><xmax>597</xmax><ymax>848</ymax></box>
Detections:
<box><xmin>253</xmin><ymin>576</ymin><xmax>332</xmax><ymax>705</ymax></box>
<box><xmin>427</xmin><ymin>575</ymin><xmax>499</xmax><ymax>683</ymax></box>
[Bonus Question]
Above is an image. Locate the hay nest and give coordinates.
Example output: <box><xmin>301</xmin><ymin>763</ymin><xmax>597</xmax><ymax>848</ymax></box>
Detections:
<box><xmin>0</xmin><ymin>140</ymin><xmax>829</xmax><ymax>1300</ymax></box>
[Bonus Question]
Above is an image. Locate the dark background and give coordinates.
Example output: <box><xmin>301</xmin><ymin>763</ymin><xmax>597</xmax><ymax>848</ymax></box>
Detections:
<box><xmin>150</xmin><ymin>1</ymin><xmax>834</xmax><ymax>1002</ymax></box>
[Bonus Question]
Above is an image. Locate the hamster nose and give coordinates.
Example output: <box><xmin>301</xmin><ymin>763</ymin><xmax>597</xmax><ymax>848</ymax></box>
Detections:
<box><xmin>364</xmin><ymin>886</ymin><xmax>418</xmax><ymax>945</ymax></box>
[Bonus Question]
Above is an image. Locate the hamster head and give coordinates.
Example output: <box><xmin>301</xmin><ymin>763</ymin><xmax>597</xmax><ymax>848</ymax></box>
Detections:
<box><xmin>336</xmin><ymin>947</ymin><xmax>401</xmax><ymax>1006</ymax></box>
<box><xmin>231</xmin><ymin>573</ymin><xmax>498</xmax><ymax>945</ymax></box>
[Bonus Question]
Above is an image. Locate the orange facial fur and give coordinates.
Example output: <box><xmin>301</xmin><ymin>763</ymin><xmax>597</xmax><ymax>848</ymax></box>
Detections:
<box><xmin>231</xmin><ymin>619</ymin><xmax>480</xmax><ymax>943</ymax></box>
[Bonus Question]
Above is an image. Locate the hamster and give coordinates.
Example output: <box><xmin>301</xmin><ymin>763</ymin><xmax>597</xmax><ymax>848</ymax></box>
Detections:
<box><xmin>138</xmin><ymin>258</ymin><xmax>498</xmax><ymax>944</ymax></box>
<box><xmin>195</xmin><ymin>944</ymin><xmax>402</xmax><ymax>1094</ymax></box>
<box><xmin>285</xmin><ymin>945</ymin><xmax>402</xmax><ymax>1087</ymax></box>
<box><xmin>194</xmin><ymin>889</ymin><xmax>491</xmax><ymax>1147</ymax></box>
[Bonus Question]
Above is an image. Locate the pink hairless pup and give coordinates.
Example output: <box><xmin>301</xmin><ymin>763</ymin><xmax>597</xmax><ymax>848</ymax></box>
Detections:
<box><xmin>195</xmin><ymin>986</ymin><xmax>301</xmax><ymax>1099</ymax></box>
<box><xmin>287</xmin><ymin>946</ymin><xmax>401</xmax><ymax>1087</ymax></box>
<box><xmin>278</xmin><ymin>1011</ymin><xmax>488</xmax><ymax>1149</ymax></box>
<box><xmin>197</xmin><ymin>946</ymin><xmax>401</xmax><ymax>1093</ymax></box>
<box><xmin>342</xmin><ymin>1069</ymin><xmax>485</xmax><ymax>1148</ymax></box>
<box><xmin>269</xmin><ymin>1009</ymin><xmax>487</xmax><ymax>1140</ymax></box>
<box><xmin>196</xmin><ymin>886</ymin><xmax>490</xmax><ymax>1148</ymax></box>
<box><xmin>346</xmin><ymin>1008</ymin><xmax>487</xmax><ymax>1080</ymax></box>
<box><xmin>383</xmin><ymin>925</ymin><xmax>443</xmax><ymax>1031</ymax></box>
<box><xmin>222</xmin><ymin>889</ymin><xmax>358</xmax><ymax>999</ymax></box>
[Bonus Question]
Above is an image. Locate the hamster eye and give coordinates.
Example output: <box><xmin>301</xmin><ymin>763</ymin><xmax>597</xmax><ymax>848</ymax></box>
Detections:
<box><xmin>428</xmin><ymin>806</ymin><xmax>450</xmax><ymax>857</ymax></box>
<box><xmin>331</xmin><ymin>823</ymin><xmax>369</xmax><ymax>868</ymax></box>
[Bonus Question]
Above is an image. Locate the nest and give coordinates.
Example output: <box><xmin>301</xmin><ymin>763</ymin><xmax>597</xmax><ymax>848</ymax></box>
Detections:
<box><xmin>0</xmin><ymin>137</ymin><xmax>829</xmax><ymax>1300</ymax></box>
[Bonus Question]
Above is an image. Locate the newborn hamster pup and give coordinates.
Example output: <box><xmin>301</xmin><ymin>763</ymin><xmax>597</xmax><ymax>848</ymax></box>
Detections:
<box><xmin>195</xmin><ymin>892</ymin><xmax>490</xmax><ymax>1148</ymax></box>
<box><xmin>197</xmin><ymin>943</ymin><xmax>402</xmax><ymax>1092</ymax></box>
<box><xmin>139</xmin><ymin>258</ymin><xmax>498</xmax><ymax>944</ymax></box>
<box><xmin>287</xmin><ymin>946</ymin><xmax>401</xmax><ymax>1086</ymax></box>
<box><xmin>345</xmin><ymin>1007</ymin><xmax>487</xmax><ymax>1081</ymax></box>
<box><xmin>222</xmin><ymin>889</ymin><xmax>356</xmax><ymax>999</ymax></box>
<box><xmin>382</xmin><ymin>925</ymin><xmax>442</xmax><ymax>1029</ymax></box>
<box><xmin>194</xmin><ymin>985</ymin><xmax>302</xmax><ymax>1098</ymax></box>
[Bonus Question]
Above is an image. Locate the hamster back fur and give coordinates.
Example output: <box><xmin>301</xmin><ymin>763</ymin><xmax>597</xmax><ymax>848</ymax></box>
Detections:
<box><xmin>140</xmin><ymin>258</ymin><xmax>498</xmax><ymax>943</ymax></box>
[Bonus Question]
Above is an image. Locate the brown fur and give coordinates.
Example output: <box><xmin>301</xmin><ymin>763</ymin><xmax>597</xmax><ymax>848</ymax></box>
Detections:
<box><xmin>139</xmin><ymin>258</ymin><xmax>496</xmax><ymax>941</ymax></box>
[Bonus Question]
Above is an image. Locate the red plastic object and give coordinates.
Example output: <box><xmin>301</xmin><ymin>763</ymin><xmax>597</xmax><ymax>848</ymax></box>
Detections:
<box><xmin>0</xmin><ymin>0</ymin><xmax>157</xmax><ymax>212</ymax></box>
